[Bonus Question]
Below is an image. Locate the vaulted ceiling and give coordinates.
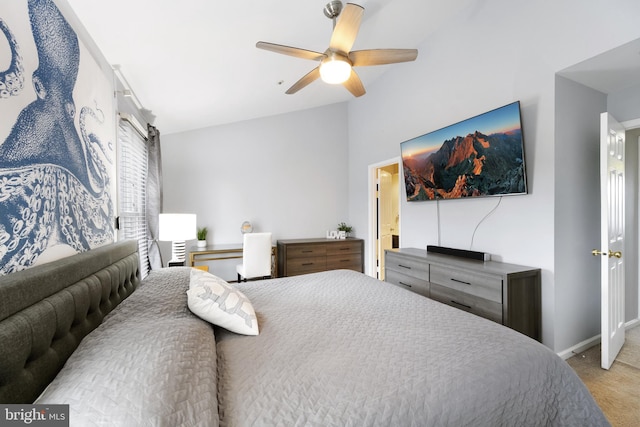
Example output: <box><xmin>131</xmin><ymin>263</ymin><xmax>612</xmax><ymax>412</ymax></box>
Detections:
<box><xmin>65</xmin><ymin>0</ymin><xmax>474</xmax><ymax>134</ymax></box>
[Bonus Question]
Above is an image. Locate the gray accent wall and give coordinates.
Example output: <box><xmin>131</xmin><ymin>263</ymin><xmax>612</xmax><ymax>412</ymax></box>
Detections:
<box><xmin>161</xmin><ymin>103</ymin><xmax>349</xmax><ymax>280</ymax></box>
<box><xmin>554</xmin><ymin>77</ymin><xmax>606</xmax><ymax>352</ymax></box>
<box><xmin>609</xmin><ymin>83</ymin><xmax>640</xmax><ymax>122</ymax></box>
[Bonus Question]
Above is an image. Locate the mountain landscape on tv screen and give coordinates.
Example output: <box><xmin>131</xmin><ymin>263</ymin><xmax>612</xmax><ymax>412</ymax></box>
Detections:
<box><xmin>403</xmin><ymin>129</ymin><xmax>526</xmax><ymax>200</ymax></box>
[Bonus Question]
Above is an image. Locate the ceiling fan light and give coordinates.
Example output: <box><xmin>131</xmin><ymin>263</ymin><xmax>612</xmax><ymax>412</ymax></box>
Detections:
<box><xmin>319</xmin><ymin>59</ymin><xmax>351</xmax><ymax>84</ymax></box>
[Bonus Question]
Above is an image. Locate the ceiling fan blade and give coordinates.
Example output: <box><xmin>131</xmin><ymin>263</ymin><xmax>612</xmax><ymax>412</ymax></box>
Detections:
<box><xmin>329</xmin><ymin>3</ymin><xmax>364</xmax><ymax>54</ymax></box>
<box><xmin>342</xmin><ymin>69</ymin><xmax>365</xmax><ymax>97</ymax></box>
<box><xmin>286</xmin><ymin>67</ymin><xmax>321</xmax><ymax>94</ymax></box>
<box><xmin>256</xmin><ymin>41</ymin><xmax>325</xmax><ymax>61</ymax></box>
<box><xmin>350</xmin><ymin>49</ymin><xmax>418</xmax><ymax>66</ymax></box>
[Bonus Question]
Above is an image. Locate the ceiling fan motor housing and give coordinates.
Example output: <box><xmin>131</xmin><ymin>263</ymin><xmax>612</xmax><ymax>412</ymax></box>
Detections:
<box><xmin>323</xmin><ymin>1</ymin><xmax>343</xmax><ymax>19</ymax></box>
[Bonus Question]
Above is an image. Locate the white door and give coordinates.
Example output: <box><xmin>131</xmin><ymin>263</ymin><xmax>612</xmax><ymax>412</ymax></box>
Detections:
<box><xmin>597</xmin><ymin>112</ymin><xmax>626</xmax><ymax>370</ymax></box>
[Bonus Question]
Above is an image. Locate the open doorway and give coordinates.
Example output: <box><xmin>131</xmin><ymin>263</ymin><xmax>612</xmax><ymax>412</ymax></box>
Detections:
<box><xmin>554</xmin><ymin>37</ymin><xmax>640</xmax><ymax>356</ymax></box>
<box><xmin>368</xmin><ymin>158</ymin><xmax>401</xmax><ymax>280</ymax></box>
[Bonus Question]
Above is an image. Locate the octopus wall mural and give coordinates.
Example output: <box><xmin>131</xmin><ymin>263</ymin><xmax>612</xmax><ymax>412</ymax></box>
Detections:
<box><xmin>0</xmin><ymin>0</ymin><xmax>116</xmax><ymax>274</ymax></box>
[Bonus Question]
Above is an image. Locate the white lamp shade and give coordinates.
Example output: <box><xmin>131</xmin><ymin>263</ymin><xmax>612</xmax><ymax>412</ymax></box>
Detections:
<box><xmin>159</xmin><ymin>214</ymin><xmax>197</xmax><ymax>241</ymax></box>
<box><xmin>319</xmin><ymin>59</ymin><xmax>351</xmax><ymax>84</ymax></box>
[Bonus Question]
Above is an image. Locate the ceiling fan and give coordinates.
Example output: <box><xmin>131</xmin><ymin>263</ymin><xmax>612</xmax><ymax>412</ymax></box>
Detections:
<box><xmin>256</xmin><ymin>1</ymin><xmax>418</xmax><ymax>97</ymax></box>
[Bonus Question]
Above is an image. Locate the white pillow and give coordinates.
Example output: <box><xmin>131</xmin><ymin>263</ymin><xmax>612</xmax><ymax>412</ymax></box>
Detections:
<box><xmin>188</xmin><ymin>268</ymin><xmax>228</xmax><ymax>289</ymax></box>
<box><xmin>187</xmin><ymin>268</ymin><xmax>259</xmax><ymax>335</ymax></box>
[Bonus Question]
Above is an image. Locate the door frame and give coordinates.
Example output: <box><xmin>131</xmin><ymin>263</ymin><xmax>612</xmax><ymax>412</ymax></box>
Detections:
<box><xmin>623</xmin><ymin>118</ymin><xmax>640</xmax><ymax>329</ymax></box>
<box><xmin>367</xmin><ymin>157</ymin><xmax>402</xmax><ymax>278</ymax></box>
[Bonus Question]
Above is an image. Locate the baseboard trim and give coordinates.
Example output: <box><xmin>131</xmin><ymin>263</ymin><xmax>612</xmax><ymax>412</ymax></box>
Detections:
<box><xmin>558</xmin><ymin>335</ymin><xmax>601</xmax><ymax>360</ymax></box>
<box><xmin>557</xmin><ymin>317</ymin><xmax>640</xmax><ymax>360</ymax></box>
<box><xmin>625</xmin><ymin>318</ymin><xmax>640</xmax><ymax>329</ymax></box>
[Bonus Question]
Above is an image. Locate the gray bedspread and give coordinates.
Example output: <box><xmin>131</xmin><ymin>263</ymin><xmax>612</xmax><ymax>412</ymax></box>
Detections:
<box><xmin>36</xmin><ymin>268</ymin><xmax>219</xmax><ymax>427</ymax></box>
<box><xmin>217</xmin><ymin>269</ymin><xmax>609</xmax><ymax>427</ymax></box>
<box><xmin>34</xmin><ymin>267</ymin><xmax>607</xmax><ymax>426</ymax></box>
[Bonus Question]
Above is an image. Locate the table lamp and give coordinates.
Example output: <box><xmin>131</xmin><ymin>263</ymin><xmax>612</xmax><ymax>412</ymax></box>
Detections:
<box><xmin>159</xmin><ymin>213</ymin><xmax>196</xmax><ymax>265</ymax></box>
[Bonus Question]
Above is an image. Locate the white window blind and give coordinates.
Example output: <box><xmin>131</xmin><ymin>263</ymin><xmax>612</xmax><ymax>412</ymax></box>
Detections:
<box><xmin>118</xmin><ymin>117</ymin><xmax>150</xmax><ymax>278</ymax></box>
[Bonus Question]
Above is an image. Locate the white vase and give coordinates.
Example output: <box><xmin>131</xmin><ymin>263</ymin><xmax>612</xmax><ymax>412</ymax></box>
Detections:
<box><xmin>197</xmin><ymin>240</ymin><xmax>207</xmax><ymax>248</ymax></box>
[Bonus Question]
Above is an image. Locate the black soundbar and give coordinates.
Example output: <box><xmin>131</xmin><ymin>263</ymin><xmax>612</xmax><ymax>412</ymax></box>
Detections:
<box><xmin>426</xmin><ymin>245</ymin><xmax>491</xmax><ymax>261</ymax></box>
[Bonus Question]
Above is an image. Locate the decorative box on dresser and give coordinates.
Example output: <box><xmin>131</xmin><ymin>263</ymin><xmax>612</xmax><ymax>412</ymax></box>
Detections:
<box><xmin>385</xmin><ymin>248</ymin><xmax>542</xmax><ymax>342</ymax></box>
<box><xmin>277</xmin><ymin>238</ymin><xmax>364</xmax><ymax>277</ymax></box>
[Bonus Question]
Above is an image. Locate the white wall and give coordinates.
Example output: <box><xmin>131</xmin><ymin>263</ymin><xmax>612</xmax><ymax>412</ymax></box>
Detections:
<box><xmin>161</xmin><ymin>103</ymin><xmax>349</xmax><ymax>279</ymax></box>
<box><xmin>346</xmin><ymin>0</ymin><xmax>640</xmax><ymax>350</ymax></box>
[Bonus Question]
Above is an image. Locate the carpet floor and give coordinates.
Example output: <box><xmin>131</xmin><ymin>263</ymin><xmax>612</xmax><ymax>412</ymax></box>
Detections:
<box><xmin>566</xmin><ymin>325</ymin><xmax>640</xmax><ymax>426</ymax></box>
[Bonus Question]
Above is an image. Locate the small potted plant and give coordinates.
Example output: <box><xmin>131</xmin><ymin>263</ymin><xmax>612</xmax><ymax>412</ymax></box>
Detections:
<box><xmin>337</xmin><ymin>222</ymin><xmax>353</xmax><ymax>239</ymax></box>
<box><xmin>196</xmin><ymin>227</ymin><xmax>208</xmax><ymax>248</ymax></box>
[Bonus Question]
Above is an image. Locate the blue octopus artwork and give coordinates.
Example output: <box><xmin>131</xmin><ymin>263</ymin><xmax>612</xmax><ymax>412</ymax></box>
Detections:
<box><xmin>0</xmin><ymin>0</ymin><xmax>114</xmax><ymax>274</ymax></box>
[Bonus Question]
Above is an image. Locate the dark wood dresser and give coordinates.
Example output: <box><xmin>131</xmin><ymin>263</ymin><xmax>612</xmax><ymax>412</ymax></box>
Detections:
<box><xmin>277</xmin><ymin>238</ymin><xmax>364</xmax><ymax>277</ymax></box>
<box><xmin>385</xmin><ymin>248</ymin><xmax>541</xmax><ymax>342</ymax></box>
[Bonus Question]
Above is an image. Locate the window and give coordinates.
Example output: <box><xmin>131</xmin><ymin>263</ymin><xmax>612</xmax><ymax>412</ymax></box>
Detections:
<box><xmin>117</xmin><ymin>116</ymin><xmax>150</xmax><ymax>278</ymax></box>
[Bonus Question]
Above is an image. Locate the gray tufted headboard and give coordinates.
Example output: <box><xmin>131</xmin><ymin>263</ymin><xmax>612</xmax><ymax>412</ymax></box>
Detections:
<box><xmin>0</xmin><ymin>240</ymin><xmax>141</xmax><ymax>403</ymax></box>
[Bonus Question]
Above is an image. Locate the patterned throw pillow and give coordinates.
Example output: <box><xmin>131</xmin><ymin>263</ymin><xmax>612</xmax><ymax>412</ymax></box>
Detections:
<box><xmin>187</xmin><ymin>268</ymin><xmax>259</xmax><ymax>335</ymax></box>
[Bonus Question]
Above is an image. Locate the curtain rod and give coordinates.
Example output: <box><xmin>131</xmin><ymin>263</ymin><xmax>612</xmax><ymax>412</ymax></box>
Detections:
<box><xmin>119</xmin><ymin>112</ymin><xmax>148</xmax><ymax>141</ymax></box>
<box><xmin>113</xmin><ymin>65</ymin><xmax>145</xmax><ymax>111</ymax></box>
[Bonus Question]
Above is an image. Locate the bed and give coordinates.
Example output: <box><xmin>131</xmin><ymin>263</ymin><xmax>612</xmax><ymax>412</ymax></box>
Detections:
<box><xmin>0</xmin><ymin>241</ymin><xmax>609</xmax><ymax>426</ymax></box>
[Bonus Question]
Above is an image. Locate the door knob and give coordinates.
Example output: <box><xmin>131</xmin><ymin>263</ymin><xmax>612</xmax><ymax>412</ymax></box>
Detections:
<box><xmin>591</xmin><ymin>249</ymin><xmax>622</xmax><ymax>258</ymax></box>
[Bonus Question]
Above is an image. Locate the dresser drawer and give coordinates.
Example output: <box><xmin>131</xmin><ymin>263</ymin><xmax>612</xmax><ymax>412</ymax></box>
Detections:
<box><xmin>278</xmin><ymin>238</ymin><xmax>365</xmax><ymax>278</ymax></box>
<box><xmin>430</xmin><ymin>283</ymin><xmax>502</xmax><ymax>323</ymax></box>
<box><xmin>385</xmin><ymin>251</ymin><xmax>429</xmax><ymax>281</ymax></box>
<box><xmin>430</xmin><ymin>265</ymin><xmax>502</xmax><ymax>304</ymax></box>
<box><xmin>385</xmin><ymin>269</ymin><xmax>430</xmax><ymax>297</ymax></box>
<box><xmin>285</xmin><ymin>256</ymin><xmax>326</xmax><ymax>276</ymax></box>
<box><xmin>286</xmin><ymin>245</ymin><xmax>327</xmax><ymax>259</ymax></box>
<box><xmin>382</xmin><ymin>248</ymin><xmax>541</xmax><ymax>342</ymax></box>
<box><xmin>326</xmin><ymin>253</ymin><xmax>362</xmax><ymax>271</ymax></box>
<box><xmin>326</xmin><ymin>242</ymin><xmax>361</xmax><ymax>256</ymax></box>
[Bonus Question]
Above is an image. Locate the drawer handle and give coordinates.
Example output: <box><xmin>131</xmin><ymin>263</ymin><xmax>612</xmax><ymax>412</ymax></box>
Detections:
<box><xmin>301</xmin><ymin>250</ymin><xmax>313</xmax><ymax>253</ymax></box>
<box><xmin>339</xmin><ymin>247</ymin><xmax>350</xmax><ymax>251</ymax></box>
<box><xmin>450</xmin><ymin>278</ymin><xmax>471</xmax><ymax>286</ymax></box>
<box><xmin>301</xmin><ymin>262</ymin><xmax>314</xmax><ymax>266</ymax></box>
<box><xmin>450</xmin><ymin>300</ymin><xmax>472</xmax><ymax>310</ymax></box>
<box><xmin>398</xmin><ymin>281</ymin><xmax>412</xmax><ymax>288</ymax></box>
<box><xmin>398</xmin><ymin>264</ymin><xmax>412</xmax><ymax>270</ymax></box>
<box><xmin>340</xmin><ymin>259</ymin><xmax>350</xmax><ymax>263</ymax></box>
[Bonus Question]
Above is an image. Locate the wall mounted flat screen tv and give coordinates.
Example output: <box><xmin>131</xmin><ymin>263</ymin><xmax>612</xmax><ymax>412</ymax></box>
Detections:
<box><xmin>400</xmin><ymin>101</ymin><xmax>527</xmax><ymax>201</ymax></box>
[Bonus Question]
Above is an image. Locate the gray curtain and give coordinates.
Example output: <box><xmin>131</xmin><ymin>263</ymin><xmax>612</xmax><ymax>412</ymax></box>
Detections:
<box><xmin>146</xmin><ymin>124</ymin><xmax>163</xmax><ymax>270</ymax></box>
